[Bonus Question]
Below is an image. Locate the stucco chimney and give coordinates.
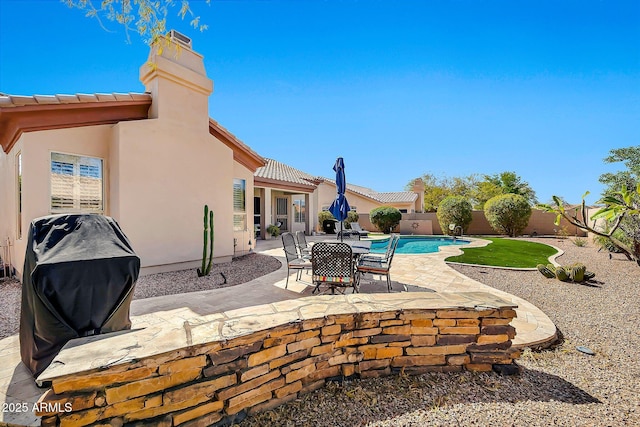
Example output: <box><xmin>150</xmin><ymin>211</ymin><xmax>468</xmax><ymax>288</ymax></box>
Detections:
<box><xmin>412</xmin><ymin>178</ymin><xmax>425</xmax><ymax>213</ymax></box>
<box><xmin>139</xmin><ymin>32</ymin><xmax>213</xmax><ymax>123</ymax></box>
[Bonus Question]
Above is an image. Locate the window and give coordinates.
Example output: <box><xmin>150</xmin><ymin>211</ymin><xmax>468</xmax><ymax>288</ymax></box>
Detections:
<box><xmin>50</xmin><ymin>152</ymin><xmax>103</xmax><ymax>213</ymax></box>
<box><xmin>233</xmin><ymin>179</ymin><xmax>246</xmax><ymax>231</ymax></box>
<box><xmin>16</xmin><ymin>152</ymin><xmax>22</xmax><ymax>239</ymax></box>
<box><xmin>294</xmin><ymin>199</ymin><xmax>305</xmax><ymax>223</ymax></box>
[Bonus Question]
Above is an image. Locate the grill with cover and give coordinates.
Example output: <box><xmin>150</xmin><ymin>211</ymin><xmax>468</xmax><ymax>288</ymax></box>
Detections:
<box><xmin>20</xmin><ymin>214</ymin><xmax>140</xmax><ymax>378</ymax></box>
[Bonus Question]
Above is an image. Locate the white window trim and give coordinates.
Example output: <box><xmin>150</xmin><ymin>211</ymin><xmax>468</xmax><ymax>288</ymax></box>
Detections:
<box><xmin>233</xmin><ymin>178</ymin><xmax>247</xmax><ymax>231</ymax></box>
<box><xmin>49</xmin><ymin>151</ymin><xmax>106</xmax><ymax>215</ymax></box>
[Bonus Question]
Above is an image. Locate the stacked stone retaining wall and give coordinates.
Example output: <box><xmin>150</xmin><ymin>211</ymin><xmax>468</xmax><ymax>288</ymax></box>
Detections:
<box><xmin>36</xmin><ymin>293</ymin><xmax>519</xmax><ymax>426</ymax></box>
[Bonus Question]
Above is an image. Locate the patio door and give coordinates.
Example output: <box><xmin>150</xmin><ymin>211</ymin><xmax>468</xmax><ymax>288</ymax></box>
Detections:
<box><xmin>275</xmin><ymin>197</ymin><xmax>289</xmax><ymax>231</ymax></box>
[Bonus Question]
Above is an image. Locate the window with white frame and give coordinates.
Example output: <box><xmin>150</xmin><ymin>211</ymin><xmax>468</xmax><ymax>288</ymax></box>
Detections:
<box><xmin>50</xmin><ymin>152</ymin><xmax>104</xmax><ymax>213</ymax></box>
<box><xmin>294</xmin><ymin>199</ymin><xmax>306</xmax><ymax>223</ymax></box>
<box><xmin>233</xmin><ymin>178</ymin><xmax>246</xmax><ymax>231</ymax></box>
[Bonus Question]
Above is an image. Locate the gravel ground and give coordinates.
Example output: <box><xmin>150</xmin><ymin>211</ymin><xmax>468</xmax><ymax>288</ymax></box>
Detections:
<box><xmin>2</xmin><ymin>238</ymin><xmax>639</xmax><ymax>426</ymax></box>
<box><xmin>0</xmin><ymin>253</ymin><xmax>281</xmax><ymax>339</ymax></box>
<box><xmin>236</xmin><ymin>237</ymin><xmax>640</xmax><ymax>427</ymax></box>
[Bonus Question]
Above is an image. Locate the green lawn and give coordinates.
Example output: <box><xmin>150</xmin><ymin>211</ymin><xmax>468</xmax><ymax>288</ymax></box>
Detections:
<box><xmin>446</xmin><ymin>237</ymin><xmax>558</xmax><ymax>268</ymax></box>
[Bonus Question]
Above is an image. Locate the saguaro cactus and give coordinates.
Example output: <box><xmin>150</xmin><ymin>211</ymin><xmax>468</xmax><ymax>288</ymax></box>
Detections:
<box><xmin>197</xmin><ymin>205</ymin><xmax>214</xmax><ymax>277</ymax></box>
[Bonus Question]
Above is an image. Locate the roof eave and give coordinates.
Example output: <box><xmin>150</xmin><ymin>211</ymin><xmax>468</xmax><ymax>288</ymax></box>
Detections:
<box><xmin>209</xmin><ymin>119</ymin><xmax>265</xmax><ymax>172</ymax></box>
<box><xmin>0</xmin><ymin>100</ymin><xmax>151</xmax><ymax>154</ymax></box>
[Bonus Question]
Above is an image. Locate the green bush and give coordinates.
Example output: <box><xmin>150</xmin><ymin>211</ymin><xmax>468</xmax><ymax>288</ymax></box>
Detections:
<box><xmin>344</xmin><ymin>211</ymin><xmax>359</xmax><ymax>229</ymax></box>
<box><xmin>266</xmin><ymin>224</ymin><xmax>280</xmax><ymax>237</ymax></box>
<box><xmin>436</xmin><ymin>196</ymin><xmax>472</xmax><ymax>235</ymax></box>
<box><xmin>370</xmin><ymin>206</ymin><xmax>402</xmax><ymax>233</ymax></box>
<box><xmin>484</xmin><ymin>194</ymin><xmax>532</xmax><ymax>237</ymax></box>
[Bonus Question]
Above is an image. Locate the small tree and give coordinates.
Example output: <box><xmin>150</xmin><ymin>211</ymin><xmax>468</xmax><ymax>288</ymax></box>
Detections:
<box><xmin>539</xmin><ymin>185</ymin><xmax>640</xmax><ymax>266</ymax></box>
<box><xmin>484</xmin><ymin>194</ymin><xmax>532</xmax><ymax>237</ymax></box>
<box><xmin>370</xmin><ymin>206</ymin><xmax>402</xmax><ymax>233</ymax></box>
<box><xmin>437</xmin><ymin>196</ymin><xmax>472</xmax><ymax>235</ymax></box>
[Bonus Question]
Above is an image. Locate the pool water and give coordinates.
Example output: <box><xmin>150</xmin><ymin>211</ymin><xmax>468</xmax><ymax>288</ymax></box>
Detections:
<box><xmin>369</xmin><ymin>236</ymin><xmax>470</xmax><ymax>254</ymax></box>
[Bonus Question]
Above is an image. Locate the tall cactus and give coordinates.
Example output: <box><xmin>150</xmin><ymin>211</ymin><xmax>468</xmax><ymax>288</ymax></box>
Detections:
<box><xmin>197</xmin><ymin>205</ymin><xmax>215</xmax><ymax>277</ymax></box>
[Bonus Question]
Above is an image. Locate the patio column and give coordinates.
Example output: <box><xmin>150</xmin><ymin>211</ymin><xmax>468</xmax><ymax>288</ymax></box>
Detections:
<box><xmin>305</xmin><ymin>193</ymin><xmax>311</xmax><ymax>235</ymax></box>
<box><xmin>262</xmin><ymin>188</ymin><xmax>272</xmax><ymax>239</ymax></box>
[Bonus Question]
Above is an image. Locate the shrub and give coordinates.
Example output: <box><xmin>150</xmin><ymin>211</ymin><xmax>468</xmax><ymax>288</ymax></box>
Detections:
<box><xmin>572</xmin><ymin>237</ymin><xmax>587</xmax><ymax>247</ymax></box>
<box><xmin>266</xmin><ymin>224</ymin><xmax>280</xmax><ymax>237</ymax></box>
<box><xmin>344</xmin><ymin>211</ymin><xmax>359</xmax><ymax>229</ymax></box>
<box><xmin>370</xmin><ymin>206</ymin><xmax>402</xmax><ymax>233</ymax></box>
<box><xmin>436</xmin><ymin>196</ymin><xmax>472</xmax><ymax>235</ymax></box>
<box><xmin>484</xmin><ymin>194</ymin><xmax>532</xmax><ymax>237</ymax></box>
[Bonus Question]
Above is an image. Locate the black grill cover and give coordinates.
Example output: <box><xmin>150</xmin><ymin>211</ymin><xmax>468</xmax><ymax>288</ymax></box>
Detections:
<box><xmin>20</xmin><ymin>214</ymin><xmax>140</xmax><ymax>377</ymax></box>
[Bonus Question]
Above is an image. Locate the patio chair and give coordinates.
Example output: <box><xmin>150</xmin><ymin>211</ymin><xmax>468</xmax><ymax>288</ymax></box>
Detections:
<box><xmin>350</xmin><ymin>222</ymin><xmax>369</xmax><ymax>237</ymax></box>
<box><xmin>295</xmin><ymin>231</ymin><xmax>312</xmax><ymax>258</ymax></box>
<box><xmin>356</xmin><ymin>235</ymin><xmax>404</xmax><ymax>292</ymax></box>
<box><xmin>360</xmin><ymin>234</ymin><xmax>398</xmax><ymax>263</ymax></box>
<box><xmin>311</xmin><ymin>242</ymin><xmax>357</xmax><ymax>294</ymax></box>
<box><xmin>282</xmin><ymin>232</ymin><xmax>311</xmax><ymax>288</ymax></box>
<box><xmin>337</xmin><ymin>229</ymin><xmax>360</xmax><ymax>240</ymax></box>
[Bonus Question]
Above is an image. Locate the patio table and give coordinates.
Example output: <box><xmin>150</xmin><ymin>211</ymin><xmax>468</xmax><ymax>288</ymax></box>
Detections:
<box><xmin>342</xmin><ymin>240</ymin><xmax>371</xmax><ymax>256</ymax></box>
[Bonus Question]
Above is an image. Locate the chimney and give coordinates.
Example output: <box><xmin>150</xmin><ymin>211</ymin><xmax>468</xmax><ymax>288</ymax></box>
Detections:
<box><xmin>139</xmin><ymin>31</ymin><xmax>213</xmax><ymax>123</ymax></box>
<box><xmin>412</xmin><ymin>178</ymin><xmax>425</xmax><ymax>213</ymax></box>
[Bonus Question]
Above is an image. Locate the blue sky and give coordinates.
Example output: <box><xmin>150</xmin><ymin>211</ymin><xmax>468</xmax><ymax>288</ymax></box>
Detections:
<box><xmin>1</xmin><ymin>0</ymin><xmax>638</xmax><ymax>204</ymax></box>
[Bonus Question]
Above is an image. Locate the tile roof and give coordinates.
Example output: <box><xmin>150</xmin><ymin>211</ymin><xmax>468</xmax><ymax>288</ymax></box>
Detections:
<box><xmin>255</xmin><ymin>158</ymin><xmax>320</xmax><ymax>187</ymax></box>
<box><xmin>0</xmin><ymin>92</ymin><xmax>151</xmax><ymax>107</ymax></box>
<box><xmin>0</xmin><ymin>92</ymin><xmax>153</xmax><ymax>154</ymax></box>
<box><xmin>319</xmin><ymin>178</ymin><xmax>418</xmax><ymax>204</ymax></box>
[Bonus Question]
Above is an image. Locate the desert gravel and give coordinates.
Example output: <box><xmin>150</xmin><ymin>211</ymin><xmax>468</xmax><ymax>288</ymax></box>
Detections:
<box><xmin>2</xmin><ymin>238</ymin><xmax>639</xmax><ymax>426</ymax></box>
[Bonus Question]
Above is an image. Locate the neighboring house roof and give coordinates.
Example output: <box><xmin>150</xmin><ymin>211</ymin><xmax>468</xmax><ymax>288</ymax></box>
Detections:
<box><xmin>319</xmin><ymin>178</ymin><xmax>418</xmax><ymax>205</ymax></box>
<box><xmin>209</xmin><ymin>119</ymin><xmax>265</xmax><ymax>172</ymax></box>
<box><xmin>254</xmin><ymin>158</ymin><xmax>320</xmax><ymax>193</ymax></box>
<box><xmin>0</xmin><ymin>92</ymin><xmax>152</xmax><ymax>154</ymax></box>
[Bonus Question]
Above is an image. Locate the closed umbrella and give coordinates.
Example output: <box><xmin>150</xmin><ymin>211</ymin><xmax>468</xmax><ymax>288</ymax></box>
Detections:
<box><xmin>329</xmin><ymin>157</ymin><xmax>351</xmax><ymax>241</ymax></box>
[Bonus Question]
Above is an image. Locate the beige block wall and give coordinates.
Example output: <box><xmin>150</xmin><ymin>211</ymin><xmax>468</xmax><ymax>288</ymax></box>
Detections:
<box><xmin>359</xmin><ymin>210</ymin><xmax>588</xmax><ymax>236</ymax></box>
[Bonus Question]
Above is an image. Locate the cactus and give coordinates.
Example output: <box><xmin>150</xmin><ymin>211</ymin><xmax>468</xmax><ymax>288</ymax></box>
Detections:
<box><xmin>568</xmin><ymin>264</ymin><xmax>586</xmax><ymax>282</ymax></box>
<box><xmin>197</xmin><ymin>205</ymin><xmax>215</xmax><ymax>277</ymax></box>
<box><xmin>555</xmin><ymin>266</ymin><xmax>569</xmax><ymax>282</ymax></box>
<box><xmin>537</xmin><ymin>264</ymin><xmax>556</xmax><ymax>278</ymax></box>
<box><xmin>584</xmin><ymin>271</ymin><xmax>596</xmax><ymax>281</ymax></box>
<box><xmin>546</xmin><ymin>264</ymin><xmax>556</xmax><ymax>273</ymax></box>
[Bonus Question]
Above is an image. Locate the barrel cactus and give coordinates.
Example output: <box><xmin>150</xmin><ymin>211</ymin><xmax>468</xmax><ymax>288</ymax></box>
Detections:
<box><xmin>584</xmin><ymin>271</ymin><xmax>596</xmax><ymax>281</ymax></box>
<box><xmin>537</xmin><ymin>264</ymin><xmax>556</xmax><ymax>278</ymax></box>
<box><xmin>568</xmin><ymin>263</ymin><xmax>586</xmax><ymax>282</ymax></box>
<box><xmin>555</xmin><ymin>266</ymin><xmax>570</xmax><ymax>282</ymax></box>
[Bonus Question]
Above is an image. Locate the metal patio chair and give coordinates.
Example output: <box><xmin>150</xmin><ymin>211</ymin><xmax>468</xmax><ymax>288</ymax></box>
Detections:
<box><xmin>282</xmin><ymin>232</ymin><xmax>311</xmax><ymax>288</ymax></box>
<box><xmin>295</xmin><ymin>231</ymin><xmax>312</xmax><ymax>258</ymax></box>
<box><xmin>356</xmin><ymin>235</ymin><xmax>404</xmax><ymax>292</ymax></box>
<box><xmin>311</xmin><ymin>242</ymin><xmax>357</xmax><ymax>294</ymax></box>
<box><xmin>360</xmin><ymin>234</ymin><xmax>398</xmax><ymax>263</ymax></box>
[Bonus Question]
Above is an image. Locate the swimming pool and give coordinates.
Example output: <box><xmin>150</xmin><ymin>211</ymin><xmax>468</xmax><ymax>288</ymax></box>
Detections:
<box><xmin>369</xmin><ymin>235</ymin><xmax>470</xmax><ymax>254</ymax></box>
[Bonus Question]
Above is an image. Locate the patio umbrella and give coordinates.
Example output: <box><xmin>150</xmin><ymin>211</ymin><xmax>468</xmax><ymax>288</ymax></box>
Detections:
<box><xmin>329</xmin><ymin>157</ymin><xmax>351</xmax><ymax>241</ymax></box>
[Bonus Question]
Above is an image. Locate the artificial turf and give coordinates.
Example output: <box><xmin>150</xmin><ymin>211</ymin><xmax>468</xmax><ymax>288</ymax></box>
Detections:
<box><xmin>445</xmin><ymin>237</ymin><xmax>559</xmax><ymax>268</ymax></box>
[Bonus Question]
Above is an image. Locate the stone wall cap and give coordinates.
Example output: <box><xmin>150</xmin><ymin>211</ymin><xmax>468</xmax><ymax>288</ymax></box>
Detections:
<box><xmin>37</xmin><ymin>292</ymin><xmax>516</xmax><ymax>385</ymax></box>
